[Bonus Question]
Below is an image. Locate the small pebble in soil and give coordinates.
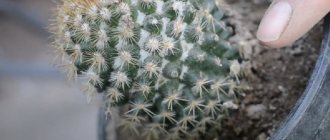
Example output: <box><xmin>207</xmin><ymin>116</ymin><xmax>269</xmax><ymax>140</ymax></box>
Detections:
<box><xmin>257</xmin><ymin>132</ymin><xmax>268</xmax><ymax>140</ymax></box>
<box><xmin>246</xmin><ymin>104</ymin><xmax>266</xmax><ymax>119</ymax></box>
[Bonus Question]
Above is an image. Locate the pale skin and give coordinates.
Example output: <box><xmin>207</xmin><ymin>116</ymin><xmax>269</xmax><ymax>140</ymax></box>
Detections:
<box><xmin>257</xmin><ymin>0</ymin><xmax>330</xmax><ymax>48</ymax></box>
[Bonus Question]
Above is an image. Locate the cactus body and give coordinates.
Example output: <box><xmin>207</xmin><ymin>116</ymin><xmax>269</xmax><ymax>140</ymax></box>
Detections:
<box><xmin>53</xmin><ymin>0</ymin><xmax>242</xmax><ymax>139</ymax></box>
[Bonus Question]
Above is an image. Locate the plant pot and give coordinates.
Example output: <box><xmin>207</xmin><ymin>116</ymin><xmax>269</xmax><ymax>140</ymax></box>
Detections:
<box><xmin>270</xmin><ymin>14</ymin><xmax>330</xmax><ymax>140</ymax></box>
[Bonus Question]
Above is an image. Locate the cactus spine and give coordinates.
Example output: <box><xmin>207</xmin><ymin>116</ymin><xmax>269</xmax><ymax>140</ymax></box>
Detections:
<box><xmin>53</xmin><ymin>0</ymin><xmax>243</xmax><ymax>139</ymax></box>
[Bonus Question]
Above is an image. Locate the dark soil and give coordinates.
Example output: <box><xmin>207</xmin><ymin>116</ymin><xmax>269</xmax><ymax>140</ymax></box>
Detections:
<box><xmin>220</xmin><ymin>0</ymin><xmax>322</xmax><ymax>140</ymax></box>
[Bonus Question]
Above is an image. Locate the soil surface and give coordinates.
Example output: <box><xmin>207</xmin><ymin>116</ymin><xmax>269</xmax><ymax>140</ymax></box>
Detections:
<box><xmin>220</xmin><ymin>0</ymin><xmax>322</xmax><ymax>140</ymax></box>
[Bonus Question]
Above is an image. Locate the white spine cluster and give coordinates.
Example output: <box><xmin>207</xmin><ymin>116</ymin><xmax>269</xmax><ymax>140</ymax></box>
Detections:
<box><xmin>110</xmin><ymin>71</ymin><xmax>131</xmax><ymax>89</ymax></box>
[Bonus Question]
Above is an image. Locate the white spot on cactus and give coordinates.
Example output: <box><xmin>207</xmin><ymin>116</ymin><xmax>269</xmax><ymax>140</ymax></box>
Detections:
<box><xmin>163</xmin><ymin>90</ymin><xmax>187</xmax><ymax>110</ymax></box>
<box><xmin>63</xmin><ymin>15</ymin><xmax>69</xmax><ymax>22</ymax></box>
<box><xmin>162</xmin><ymin>40</ymin><xmax>177</xmax><ymax>55</ymax></box>
<box><xmin>126</xmin><ymin>102</ymin><xmax>155</xmax><ymax>117</ymax></box>
<box><xmin>204</xmin><ymin>101</ymin><xmax>221</xmax><ymax>118</ymax></box>
<box><xmin>64</xmin><ymin>31</ymin><xmax>71</xmax><ymax>43</ymax></box>
<box><xmin>81</xmin><ymin>23</ymin><xmax>91</xmax><ymax>41</ymax></box>
<box><xmin>88</xmin><ymin>5</ymin><xmax>98</xmax><ymax>17</ymax></box>
<box><xmin>86</xmin><ymin>52</ymin><xmax>108</xmax><ymax>73</ymax></box>
<box><xmin>196</xmin><ymin>53</ymin><xmax>206</xmax><ymax>62</ymax></box>
<box><xmin>144</xmin><ymin>37</ymin><xmax>161</xmax><ymax>54</ymax></box>
<box><xmin>117</xmin><ymin>15</ymin><xmax>137</xmax><ymax>44</ymax></box>
<box><xmin>214</xmin><ymin>57</ymin><xmax>223</xmax><ymax>67</ymax></box>
<box><xmin>100</xmin><ymin>22</ymin><xmax>108</xmax><ymax>30</ymax></box>
<box><xmin>110</xmin><ymin>71</ymin><xmax>131</xmax><ymax>89</ymax></box>
<box><xmin>170</xmin><ymin>71</ymin><xmax>179</xmax><ymax>78</ymax></box>
<box><xmin>68</xmin><ymin>3</ymin><xmax>77</xmax><ymax>9</ymax></box>
<box><xmin>196</xmin><ymin>25</ymin><xmax>203</xmax><ymax>34</ymax></box>
<box><xmin>118</xmin><ymin>115</ymin><xmax>142</xmax><ymax>135</ymax></box>
<box><xmin>119</xmin><ymin>51</ymin><xmax>133</xmax><ymax>63</ymax></box>
<box><xmin>178</xmin><ymin>116</ymin><xmax>197</xmax><ymax>129</ymax></box>
<box><xmin>81</xmin><ymin>69</ymin><xmax>103</xmax><ymax>87</ymax></box>
<box><xmin>200</xmin><ymin>8</ymin><xmax>218</xmax><ymax>32</ymax></box>
<box><xmin>106</xmin><ymin>88</ymin><xmax>124</xmax><ymax>103</ymax></box>
<box><xmin>143</xmin><ymin>61</ymin><xmax>160</xmax><ymax>78</ymax></box>
<box><xmin>120</xmin><ymin>28</ymin><xmax>136</xmax><ymax>43</ymax></box>
<box><xmin>99</xmin><ymin>0</ymin><xmax>113</xmax><ymax>6</ymax></box>
<box><xmin>82</xmin><ymin>23</ymin><xmax>90</xmax><ymax>33</ymax></box>
<box><xmin>184</xmin><ymin>100</ymin><xmax>205</xmax><ymax>116</ymax></box>
<box><xmin>142</xmin><ymin>0</ymin><xmax>153</xmax><ymax>3</ymax></box>
<box><xmin>206</xmin><ymin>14</ymin><xmax>213</xmax><ymax>22</ymax></box>
<box><xmin>210</xmin><ymin>78</ymin><xmax>232</xmax><ymax>99</ymax></box>
<box><xmin>96</xmin><ymin>29</ymin><xmax>109</xmax><ymax>49</ymax></box>
<box><xmin>193</xmin><ymin>78</ymin><xmax>211</xmax><ymax>98</ymax></box>
<box><xmin>69</xmin><ymin>44</ymin><xmax>83</xmax><ymax>63</ymax></box>
<box><xmin>151</xmin><ymin>18</ymin><xmax>158</xmax><ymax>24</ymax></box>
<box><xmin>74</xmin><ymin>14</ymin><xmax>83</xmax><ymax>27</ymax></box>
<box><xmin>172</xmin><ymin>1</ymin><xmax>183</xmax><ymax>13</ymax></box>
<box><xmin>157</xmin><ymin>112</ymin><xmax>177</xmax><ymax>126</ymax></box>
<box><xmin>227</xmin><ymin>79</ymin><xmax>239</xmax><ymax>96</ymax></box>
<box><xmin>100</xmin><ymin>7</ymin><xmax>111</xmax><ymax>20</ymax></box>
<box><xmin>171</xmin><ymin>18</ymin><xmax>184</xmax><ymax>38</ymax></box>
<box><xmin>118</xmin><ymin>3</ymin><xmax>131</xmax><ymax>15</ymax></box>
<box><xmin>116</xmin><ymin>49</ymin><xmax>138</xmax><ymax>68</ymax></box>
<box><xmin>108</xmin><ymin>0</ymin><xmax>120</xmax><ymax>5</ymax></box>
<box><xmin>134</xmin><ymin>82</ymin><xmax>152</xmax><ymax>98</ymax></box>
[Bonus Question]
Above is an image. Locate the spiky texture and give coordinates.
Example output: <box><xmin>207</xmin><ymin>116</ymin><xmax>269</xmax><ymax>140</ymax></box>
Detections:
<box><xmin>52</xmin><ymin>0</ymin><xmax>243</xmax><ymax>139</ymax></box>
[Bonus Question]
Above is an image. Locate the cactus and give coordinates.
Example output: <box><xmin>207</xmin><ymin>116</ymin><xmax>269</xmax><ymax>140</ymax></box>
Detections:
<box><xmin>52</xmin><ymin>0</ymin><xmax>243</xmax><ymax>139</ymax></box>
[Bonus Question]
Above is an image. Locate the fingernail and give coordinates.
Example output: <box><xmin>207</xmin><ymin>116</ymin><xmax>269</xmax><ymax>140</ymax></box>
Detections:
<box><xmin>257</xmin><ymin>1</ymin><xmax>292</xmax><ymax>42</ymax></box>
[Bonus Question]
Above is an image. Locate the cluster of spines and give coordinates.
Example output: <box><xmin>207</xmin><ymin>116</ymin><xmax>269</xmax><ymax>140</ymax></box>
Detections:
<box><xmin>52</xmin><ymin>0</ymin><xmax>242</xmax><ymax>139</ymax></box>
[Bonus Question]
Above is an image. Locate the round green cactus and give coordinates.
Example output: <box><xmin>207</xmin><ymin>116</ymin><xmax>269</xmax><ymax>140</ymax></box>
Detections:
<box><xmin>52</xmin><ymin>0</ymin><xmax>243</xmax><ymax>139</ymax></box>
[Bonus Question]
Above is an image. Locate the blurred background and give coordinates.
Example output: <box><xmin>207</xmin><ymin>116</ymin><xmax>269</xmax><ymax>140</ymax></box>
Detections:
<box><xmin>0</xmin><ymin>0</ymin><xmax>100</xmax><ymax>140</ymax></box>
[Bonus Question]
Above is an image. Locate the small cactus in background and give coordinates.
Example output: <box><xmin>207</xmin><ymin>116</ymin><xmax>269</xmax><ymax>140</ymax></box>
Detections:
<box><xmin>52</xmin><ymin>0</ymin><xmax>244</xmax><ymax>139</ymax></box>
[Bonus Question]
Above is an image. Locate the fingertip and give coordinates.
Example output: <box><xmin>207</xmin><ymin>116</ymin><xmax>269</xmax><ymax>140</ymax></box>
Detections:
<box><xmin>256</xmin><ymin>1</ymin><xmax>292</xmax><ymax>43</ymax></box>
<box><xmin>258</xmin><ymin>39</ymin><xmax>293</xmax><ymax>48</ymax></box>
<box><xmin>257</xmin><ymin>0</ymin><xmax>330</xmax><ymax>48</ymax></box>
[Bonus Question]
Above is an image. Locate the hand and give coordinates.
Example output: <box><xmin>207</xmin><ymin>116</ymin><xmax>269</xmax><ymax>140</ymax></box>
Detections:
<box><xmin>256</xmin><ymin>0</ymin><xmax>330</xmax><ymax>48</ymax></box>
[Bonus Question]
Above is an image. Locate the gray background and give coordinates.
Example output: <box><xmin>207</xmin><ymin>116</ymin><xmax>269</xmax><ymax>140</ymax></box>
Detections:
<box><xmin>0</xmin><ymin>0</ymin><xmax>99</xmax><ymax>140</ymax></box>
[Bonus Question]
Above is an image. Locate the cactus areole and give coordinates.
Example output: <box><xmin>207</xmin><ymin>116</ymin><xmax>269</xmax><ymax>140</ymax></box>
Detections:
<box><xmin>53</xmin><ymin>0</ymin><xmax>243</xmax><ymax>139</ymax></box>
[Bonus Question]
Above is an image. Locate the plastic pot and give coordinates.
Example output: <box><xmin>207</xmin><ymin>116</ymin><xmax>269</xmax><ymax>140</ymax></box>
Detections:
<box><xmin>270</xmin><ymin>14</ymin><xmax>330</xmax><ymax>140</ymax></box>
